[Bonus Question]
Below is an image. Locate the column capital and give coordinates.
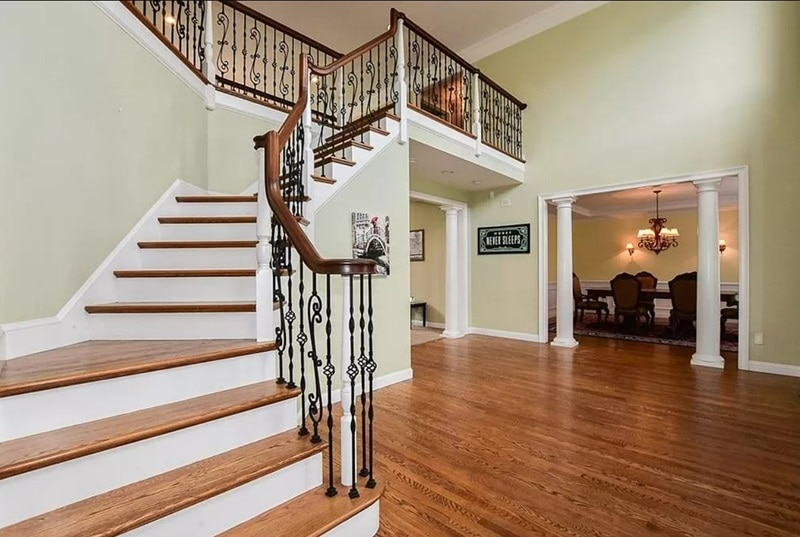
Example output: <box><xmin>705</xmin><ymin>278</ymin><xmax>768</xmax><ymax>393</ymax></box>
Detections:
<box><xmin>440</xmin><ymin>205</ymin><xmax>463</xmax><ymax>215</ymax></box>
<box><xmin>551</xmin><ymin>196</ymin><xmax>577</xmax><ymax>208</ymax></box>
<box><xmin>693</xmin><ymin>178</ymin><xmax>722</xmax><ymax>192</ymax></box>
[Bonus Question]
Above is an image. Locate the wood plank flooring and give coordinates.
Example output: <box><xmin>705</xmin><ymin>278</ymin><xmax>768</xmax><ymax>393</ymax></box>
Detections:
<box><xmin>373</xmin><ymin>335</ymin><xmax>800</xmax><ymax>536</ymax></box>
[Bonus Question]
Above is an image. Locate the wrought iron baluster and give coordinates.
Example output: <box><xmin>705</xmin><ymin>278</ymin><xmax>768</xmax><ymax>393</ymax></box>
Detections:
<box><xmin>272</xmin><ymin>220</ymin><xmax>287</xmax><ymax>385</ymax></box>
<box><xmin>324</xmin><ymin>274</ymin><xmax>337</xmax><ymax>497</ymax></box>
<box><xmin>216</xmin><ymin>5</ymin><xmax>230</xmax><ymax>78</ymax></box>
<box><xmin>358</xmin><ymin>275</ymin><xmax>368</xmax><ymax>478</ymax></box>
<box><xmin>366</xmin><ymin>274</ymin><xmax>376</xmax><ymax>488</ymax></box>
<box><xmin>297</xmin><ymin>259</ymin><xmax>308</xmax><ymax>436</ymax></box>
<box><xmin>249</xmin><ymin>19</ymin><xmax>263</xmax><ymax>93</ymax></box>
<box><xmin>307</xmin><ymin>272</ymin><xmax>324</xmax><ymax>444</ymax></box>
<box><xmin>347</xmin><ymin>275</ymin><xmax>359</xmax><ymax>499</ymax></box>
<box><xmin>232</xmin><ymin>5</ymin><xmax>237</xmax><ymax>89</ymax></box>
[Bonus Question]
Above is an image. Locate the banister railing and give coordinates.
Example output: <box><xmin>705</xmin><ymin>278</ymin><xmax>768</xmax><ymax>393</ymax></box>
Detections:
<box><xmin>479</xmin><ymin>75</ymin><xmax>526</xmax><ymax>160</ymax></box>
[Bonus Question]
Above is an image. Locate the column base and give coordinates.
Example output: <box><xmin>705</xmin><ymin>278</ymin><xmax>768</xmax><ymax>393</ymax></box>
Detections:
<box><xmin>441</xmin><ymin>330</ymin><xmax>465</xmax><ymax>339</ymax></box>
<box><xmin>691</xmin><ymin>353</ymin><xmax>725</xmax><ymax>368</ymax></box>
<box><xmin>551</xmin><ymin>337</ymin><xmax>579</xmax><ymax>348</ymax></box>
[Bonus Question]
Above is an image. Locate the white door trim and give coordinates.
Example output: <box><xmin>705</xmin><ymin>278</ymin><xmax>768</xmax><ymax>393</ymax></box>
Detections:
<box><xmin>537</xmin><ymin>165</ymin><xmax>750</xmax><ymax>371</ymax></box>
<box><xmin>409</xmin><ymin>191</ymin><xmax>469</xmax><ymax>336</ymax></box>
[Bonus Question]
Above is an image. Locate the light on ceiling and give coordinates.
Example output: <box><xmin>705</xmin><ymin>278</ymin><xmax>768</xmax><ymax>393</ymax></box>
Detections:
<box><xmin>164</xmin><ymin>14</ymin><xmax>177</xmax><ymax>25</ymax></box>
<box><xmin>636</xmin><ymin>190</ymin><xmax>679</xmax><ymax>255</ymax></box>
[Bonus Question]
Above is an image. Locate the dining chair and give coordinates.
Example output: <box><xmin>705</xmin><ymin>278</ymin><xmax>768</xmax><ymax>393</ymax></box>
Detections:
<box><xmin>610</xmin><ymin>273</ymin><xmax>648</xmax><ymax>331</ymax></box>
<box><xmin>668</xmin><ymin>272</ymin><xmax>697</xmax><ymax>334</ymax></box>
<box><xmin>635</xmin><ymin>271</ymin><xmax>658</xmax><ymax>326</ymax></box>
<box><xmin>572</xmin><ymin>273</ymin><xmax>609</xmax><ymax>323</ymax></box>
<box><xmin>721</xmin><ymin>296</ymin><xmax>739</xmax><ymax>334</ymax></box>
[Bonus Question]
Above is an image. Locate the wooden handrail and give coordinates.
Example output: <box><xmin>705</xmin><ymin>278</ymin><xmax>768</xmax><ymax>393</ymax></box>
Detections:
<box><xmin>478</xmin><ymin>73</ymin><xmax>527</xmax><ymax>110</ymax></box>
<box><xmin>255</xmin><ymin>55</ymin><xmax>376</xmax><ymax>276</ymax></box>
<box><xmin>309</xmin><ymin>9</ymin><xmax>402</xmax><ymax>76</ymax></box>
<box><xmin>220</xmin><ymin>0</ymin><xmax>342</xmax><ymax>59</ymax></box>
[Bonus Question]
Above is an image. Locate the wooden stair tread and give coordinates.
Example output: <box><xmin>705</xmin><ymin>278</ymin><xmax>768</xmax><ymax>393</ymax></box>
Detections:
<box><xmin>114</xmin><ymin>269</ymin><xmax>255</xmax><ymax>278</ymax></box>
<box><xmin>138</xmin><ymin>240</ymin><xmax>257</xmax><ymax>249</ymax></box>
<box><xmin>84</xmin><ymin>301</ymin><xmax>262</xmax><ymax>314</ymax></box>
<box><xmin>313</xmin><ymin>139</ymin><xmax>373</xmax><ymax>160</ymax></box>
<box><xmin>158</xmin><ymin>216</ymin><xmax>256</xmax><ymax>224</ymax></box>
<box><xmin>324</xmin><ymin>124</ymin><xmax>389</xmax><ymax>145</ymax></box>
<box><xmin>0</xmin><ymin>340</ymin><xmax>274</xmax><ymax>398</ymax></box>
<box><xmin>311</xmin><ymin>174</ymin><xmax>336</xmax><ymax>185</ymax></box>
<box><xmin>0</xmin><ymin>382</ymin><xmax>300</xmax><ymax>480</ymax></box>
<box><xmin>219</xmin><ymin>482</ymin><xmax>385</xmax><ymax>537</ymax></box>
<box><xmin>176</xmin><ymin>195</ymin><xmax>256</xmax><ymax>203</ymax></box>
<box><xmin>315</xmin><ymin>155</ymin><xmax>356</xmax><ymax>168</ymax></box>
<box><xmin>0</xmin><ymin>431</ymin><xmax>326</xmax><ymax>537</ymax></box>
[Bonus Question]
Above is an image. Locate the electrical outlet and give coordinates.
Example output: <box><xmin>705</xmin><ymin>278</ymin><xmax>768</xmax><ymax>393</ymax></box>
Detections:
<box><xmin>754</xmin><ymin>333</ymin><xmax>764</xmax><ymax>345</ymax></box>
<box><xmin>501</xmin><ymin>198</ymin><xmax>511</xmax><ymax>207</ymax></box>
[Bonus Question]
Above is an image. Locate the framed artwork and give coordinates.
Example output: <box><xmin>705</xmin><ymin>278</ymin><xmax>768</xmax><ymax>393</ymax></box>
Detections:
<box><xmin>352</xmin><ymin>212</ymin><xmax>391</xmax><ymax>275</ymax></box>
<box><xmin>409</xmin><ymin>229</ymin><xmax>425</xmax><ymax>262</ymax></box>
<box><xmin>477</xmin><ymin>223</ymin><xmax>531</xmax><ymax>255</ymax></box>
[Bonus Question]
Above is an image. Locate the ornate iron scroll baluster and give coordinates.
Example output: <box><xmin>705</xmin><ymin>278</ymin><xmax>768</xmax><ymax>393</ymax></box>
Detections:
<box><xmin>307</xmin><ymin>273</ymin><xmax>324</xmax><ymax>444</ymax></box>
<box><xmin>297</xmin><ymin>259</ymin><xmax>308</xmax><ymax>436</ymax></box>
<box><xmin>271</xmin><ymin>219</ymin><xmax>287</xmax><ymax>385</ymax></box>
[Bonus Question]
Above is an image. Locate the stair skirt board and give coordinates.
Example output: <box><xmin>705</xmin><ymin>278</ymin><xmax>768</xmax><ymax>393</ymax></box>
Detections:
<box><xmin>320</xmin><ymin>501</ymin><xmax>381</xmax><ymax>537</ymax></box>
<box><xmin>122</xmin><ymin>454</ymin><xmax>322</xmax><ymax>537</ymax></box>
<box><xmin>0</xmin><ymin>400</ymin><xmax>297</xmax><ymax>528</ymax></box>
<box><xmin>156</xmin><ymin>222</ymin><xmax>257</xmax><ymax>242</ymax></box>
<box><xmin>116</xmin><ymin>276</ymin><xmax>256</xmax><ymax>302</ymax></box>
<box><xmin>87</xmin><ymin>311</ymin><xmax>256</xmax><ymax>340</ymax></box>
<box><xmin>0</xmin><ymin>351</ymin><xmax>275</xmax><ymax>440</ymax></box>
<box><xmin>138</xmin><ymin>247</ymin><xmax>256</xmax><ymax>269</ymax></box>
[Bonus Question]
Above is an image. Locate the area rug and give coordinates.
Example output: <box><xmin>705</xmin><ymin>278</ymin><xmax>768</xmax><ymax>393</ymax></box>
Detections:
<box><xmin>548</xmin><ymin>319</ymin><xmax>738</xmax><ymax>352</ymax></box>
<box><xmin>411</xmin><ymin>327</ymin><xmax>443</xmax><ymax>346</ymax></box>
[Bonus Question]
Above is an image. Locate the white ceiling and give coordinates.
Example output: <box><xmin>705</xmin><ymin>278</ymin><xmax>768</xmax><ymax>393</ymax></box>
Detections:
<box><xmin>241</xmin><ymin>1</ymin><xmax>600</xmax><ymax>61</ymax></box>
<box><xmin>553</xmin><ymin>179</ymin><xmax>739</xmax><ymax>219</ymax></box>
<box><xmin>410</xmin><ymin>140</ymin><xmax>518</xmax><ymax>192</ymax></box>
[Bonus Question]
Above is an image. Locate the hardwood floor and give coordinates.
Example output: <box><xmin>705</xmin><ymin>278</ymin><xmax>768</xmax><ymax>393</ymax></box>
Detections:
<box><xmin>373</xmin><ymin>335</ymin><xmax>800</xmax><ymax>536</ymax></box>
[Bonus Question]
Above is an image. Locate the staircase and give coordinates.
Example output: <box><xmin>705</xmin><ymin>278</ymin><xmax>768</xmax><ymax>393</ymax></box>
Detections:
<box><xmin>0</xmin><ymin>106</ymin><xmax>395</xmax><ymax>534</ymax></box>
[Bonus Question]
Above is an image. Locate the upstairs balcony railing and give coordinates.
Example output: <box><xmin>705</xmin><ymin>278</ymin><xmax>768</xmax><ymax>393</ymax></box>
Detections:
<box><xmin>124</xmin><ymin>0</ymin><xmax>527</xmax><ymax>161</ymax></box>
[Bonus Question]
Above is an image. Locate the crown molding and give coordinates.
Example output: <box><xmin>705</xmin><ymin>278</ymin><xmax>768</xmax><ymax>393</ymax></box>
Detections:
<box><xmin>560</xmin><ymin>194</ymin><xmax>739</xmax><ymax>219</ymax></box>
<box><xmin>459</xmin><ymin>1</ymin><xmax>610</xmax><ymax>63</ymax></box>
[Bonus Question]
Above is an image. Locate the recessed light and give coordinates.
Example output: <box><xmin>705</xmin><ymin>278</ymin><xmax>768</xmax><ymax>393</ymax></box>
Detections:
<box><xmin>441</xmin><ymin>170</ymin><xmax>454</xmax><ymax>175</ymax></box>
<box><xmin>472</xmin><ymin>180</ymin><xmax>482</xmax><ymax>185</ymax></box>
<box><xmin>164</xmin><ymin>14</ymin><xmax>177</xmax><ymax>25</ymax></box>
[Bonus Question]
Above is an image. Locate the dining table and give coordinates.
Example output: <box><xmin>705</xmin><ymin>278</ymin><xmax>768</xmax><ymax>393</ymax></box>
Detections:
<box><xmin>586</xmin><ymin>288</ymin><xmax>738</xmax><ymax>305</ymax></box>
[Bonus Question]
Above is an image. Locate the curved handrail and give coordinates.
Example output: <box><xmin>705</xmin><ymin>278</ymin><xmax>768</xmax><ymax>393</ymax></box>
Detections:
<box><xmin>255</xmin><ymin>54</ymin><xmax>377</xmax><ymax>276</ymax></box>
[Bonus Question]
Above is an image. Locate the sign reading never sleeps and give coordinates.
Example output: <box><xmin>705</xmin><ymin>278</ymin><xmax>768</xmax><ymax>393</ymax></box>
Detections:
<box><xmin>477</xmin><ymin>223</ymin><xmax>531</xmax><ymax>255</ymax></box>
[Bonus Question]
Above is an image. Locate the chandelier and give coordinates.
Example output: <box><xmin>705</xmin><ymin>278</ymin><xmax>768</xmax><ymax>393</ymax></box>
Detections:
<box><xmin>637</xmin><ymin>190</ymin><xmax>679</xmax><ymax>255</ymax></box>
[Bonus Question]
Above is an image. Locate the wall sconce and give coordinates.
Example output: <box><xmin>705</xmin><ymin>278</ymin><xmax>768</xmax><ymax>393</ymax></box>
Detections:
<box><xmin>626</xmin><ymin>242</ymin><xmax>635</xmax><ymax>257</ymax></box>
<box><xmin>719</xmin><ymin>239</ymin><xmax>727</xmax><ymax>253</ymax></box>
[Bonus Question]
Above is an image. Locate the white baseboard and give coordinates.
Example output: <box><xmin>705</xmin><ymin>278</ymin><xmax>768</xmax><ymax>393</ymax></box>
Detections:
<box><xmin>0</xmin><ymin>180</ymin><xmax>207</xmax><ymax>359</ymax></box>
<box><xmin>468</xmin><ymin>327</ymin><xmax>543</xmax><ymax>343</ymax></box>
<box><xmin>747</xmin><ymin>361</ymin><xmax>800</xmax><ymax>377</ymax></box>
<box><xmin>328</xmin><ymin>368</ymin><xmax>413</xmax><ymax>405</ymax></box>
<box><xmin>411</xmin><ymin>320</ymin><xmax>445</xmax><ymax>330</ymax></box>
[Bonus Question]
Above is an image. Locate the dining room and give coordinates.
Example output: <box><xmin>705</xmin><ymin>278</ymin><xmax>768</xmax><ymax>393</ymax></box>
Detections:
<box><xmin>545</xmin><ymin>176</ymin><xmax>742</xmax><ymax>362</ymax></box>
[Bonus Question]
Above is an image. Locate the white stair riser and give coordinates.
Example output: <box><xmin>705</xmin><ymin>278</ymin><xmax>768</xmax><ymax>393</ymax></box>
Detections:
<box><xmin>123</xmin><ymin>453</ymin><xmax>322</xmax><ymax>537</ymax></box>
<box><xmin>167</xmin><ymin>202</ymin><xmax>257</xmax><ymax>217</ymax></box>
<box><xmin>0</xmin><ymin>351</ymin><xmax>274</xmax><ymax>440</ymax></box>
<box><xmin>88</xmin><ymin>311</ymin><xmax>256</xmax><ymax>339</ymax></box>
<box><xmin>315</xmin><ymin>162</ymin><xmax>355</xmax><ymax>182</ymax></box>
<box><xmin>321</xmin><ymin>501</ymin><xmax>381</xmax><ymax>537</ymax></box>
<box><xmin>157</xmin><ymin>223</ymin><xmax>256</xmax><ymax>242</ymax></box>
<box><xmin>139</xmin><ymin>248</ymin><xmax>256</xmax><ymax>269</ymax></box>
<box><xmin>0</xmin><ymin>400</ymin><xmax>298</xmax><ymax>528</ymax></box>
<box><xmin>116</xmin><ymin>277</ymin><xmax>256</xmax><ymax>302</ymax></box>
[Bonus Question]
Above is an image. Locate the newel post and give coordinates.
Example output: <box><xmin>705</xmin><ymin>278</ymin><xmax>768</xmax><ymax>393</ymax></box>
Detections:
<box><xmin>255</xmin><ymin>146</ymin><xmax>274</xmax><ymax>342</ymax></box>
<box><xmin>472</xmin><ymin>72</ymin><xmax>481</xmax><ymax>157</ymax></box>
<box><xmin>396</xmin><ymin>18</ymin><xmax>408</xmax><ymax>144</ymax></box>
<box><xmin>203</xmin><ymin>0</ymin><xmax>216</xmax><ymax>110</ymax></box>
<box><xmin>302</xmin><ymin>67</ymin><xmax>315</xmax><ymax>211</ymax></box>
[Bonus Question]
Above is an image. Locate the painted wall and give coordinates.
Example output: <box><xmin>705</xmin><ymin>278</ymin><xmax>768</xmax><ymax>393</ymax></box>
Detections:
<box><xmin>474</xmin><ymin>1</ymin><xmax>800</xmax><ymax>365</ymax></box>
<box><xmin>314</xmin><ymin>141</ymin><xmax>411</xmax><ymax>385</ymax></box>
<box><xmin>549</xmin><ymin>208</ymin><xmax>739</xmax><ymax>283</ymax></box>
<box><xmin>0</xmin><ymin>2</ymin><xmax>208</xmax><ymax>324</ymax></box>
<box><xmin>409</xmin><ymin>202</ymin><xmax>446</xmax><ymax>325</ymax></box>
<box><xmin>410</xmin><ymin>176</ymin><xmax>471</xmax><ymax>203</ymax></box>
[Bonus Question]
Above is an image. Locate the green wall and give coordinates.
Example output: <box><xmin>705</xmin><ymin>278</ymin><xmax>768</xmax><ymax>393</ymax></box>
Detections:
<box><xmin>474</xmin><ymin>1</ymin><xmax>800</xmax><ymax>365</ymax></box>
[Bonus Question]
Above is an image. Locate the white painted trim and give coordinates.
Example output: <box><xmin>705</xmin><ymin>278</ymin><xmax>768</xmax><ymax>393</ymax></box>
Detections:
<box><xmin>320</xmin><ymin>500</ymin><xmax>380</xmax><ymax>537</ymax></box>
<box><xmin>537</xmin><ymin>165</ymin><xmax>751</xmax><ymax>371</ymax></box>
<box><xmin>460</xmin><ymin>1</ymin><xmax>610</xmax><ymax>62</ymax></box>
<box><xmin>468</xmin><ymin>327</ymin><xmax>540</xmax><ymax>343</ymax></box>
<box><xmin>215</xmin><ymin>91</ymin><xmax>289</xmax><ymax>125</ymax></box>
<box><xmin>0</xmin><ymin>180</ymin><xmax>208</xmax><ymax>359</ymax></box>
<box><xmin>409</xmin><ymin>191</ymin><xmax>467</xmax><ymax>210</ymax></box>
<box><xmin>570</xmin><ymin>194</ymin><xmax>739</xmax><ymax>219</ymax></box>
<box><xmin>92</xmin><ymin>1</ymin><xmax>205</xmax><ymax>100</ymax></box>
<box><xmin>747</xmin><ymin>361</ymin><xmax>800</xmax><ymax>377</ymax></box>
<box><xmin>328</xmin><ymin>368</ymin><xmax>414</xmax><ymax>405</ymax></box>
<box><xmin>411</xmin><ymin>320</ymin><xmax>445</xmax><ymax>329</ymax></box>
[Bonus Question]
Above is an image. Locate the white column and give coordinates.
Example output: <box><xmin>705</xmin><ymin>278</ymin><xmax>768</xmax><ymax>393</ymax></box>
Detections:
<box><xmin>551</xmin><ymin>197</ymin><xmax>578</xmax><ymax>348</ymax></box>
<box><xmin>396</xmin><ymin>19</ymin><xmax>408</xmax><ymax>145</ymax></box>
<box><xmin>472</xmin><ymin>72</ymin><xmax>481</xmax><ymax>157</ymax></box>
<box><xmin>302</xmin><ymin>68</ymin><xmax>315</xmax><ymax>207</ymax></box>
<box><xmin>203</xmin><ymin>0</ymin><xmax>216</xmax><ymax>111</ymax></box>
<box><xmin>691</xmin><ymin>179</ymin><xmax>724</xmax><ymax>368</ymax></box>
<box><xmin>441</xmin><ymin>206</ymin><xmax>464</xmax><ymax>338</ymax></box>
<box><xmin>255</xmin><ymin>147</ymin><xmax>273</xmax><ymax>342</ymax></box>
<box><xmin>339</xmin><ymin>276</ymin><xmax>356</xmax><ymax>486</ymax></box>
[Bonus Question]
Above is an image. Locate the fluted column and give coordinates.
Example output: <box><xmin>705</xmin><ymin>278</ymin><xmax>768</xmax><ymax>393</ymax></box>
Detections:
<box><xmin>691</xmin><ymin>179</ymin><xmax>724</xmax><ymax>368</ymax></box>
<box><xmin>551</xmin><ymin>197</ymin><xmax>578</xmax><ymax>348</ymax></box>
<box><xmin>441</xmin><ymin>205</ymin><xmax>464</xmax><ymax>338</ymax></box>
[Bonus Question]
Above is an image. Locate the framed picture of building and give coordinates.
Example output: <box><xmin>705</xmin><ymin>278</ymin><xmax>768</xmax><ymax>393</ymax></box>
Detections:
<box><xmin>409</xmin><ymin>229</ymin><xmax>425</xmax><ymax>262</ymax></box>
<box><xmin>352</xmin><ymin>212</ymin><xmax>391</xmax><ymax>275</ymax></box>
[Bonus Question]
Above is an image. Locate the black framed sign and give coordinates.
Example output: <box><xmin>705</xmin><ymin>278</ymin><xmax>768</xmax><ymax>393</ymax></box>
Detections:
<box><xmin>477</xmin><ymin>223</ymin><xmax>531</xmax><ymax>255</ymax></box>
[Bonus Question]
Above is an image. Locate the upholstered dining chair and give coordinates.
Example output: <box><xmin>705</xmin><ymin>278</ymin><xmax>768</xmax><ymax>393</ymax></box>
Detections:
<box><xmin>610</xmin><ymin>273</ymin><xmax>649</xmax><ymax>331</ymax></box>
<box><xmin>572</xmin><ymin>273</ymin><xmax>609</xmax><ymax>323</ymax></box>
<box><xmin>668</xmin><ymin>272</ymin><xmax>697</xmax><ymax>334</ymax></box>
<box><xmin>635</xmin><ymin>271</ymin><xmax>658</xmax><ymax>326</ymax></box>
<box><xmin>721</xmin><ymin>296</ymin><xmax>739</xmax><ymax>334</ymax></box>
